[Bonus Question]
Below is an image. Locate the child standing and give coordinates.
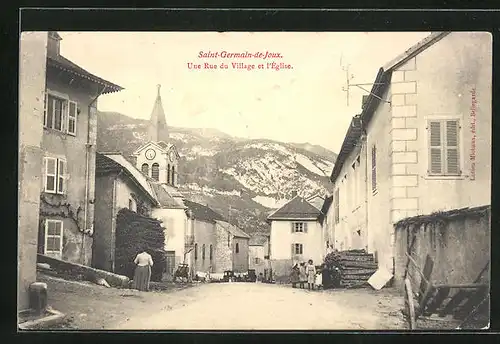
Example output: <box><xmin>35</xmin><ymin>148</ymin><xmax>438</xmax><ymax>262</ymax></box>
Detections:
<box><xmin>306</xmin><ymin>259</ymin><xmax>316</xmax><ymax>290</ymax></box>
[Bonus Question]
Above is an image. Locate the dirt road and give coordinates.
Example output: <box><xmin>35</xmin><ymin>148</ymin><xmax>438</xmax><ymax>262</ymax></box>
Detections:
<box><xmin>115</xmin><ymin>282</ymin><xmax>406</xmax><ymax>330</ymax></box>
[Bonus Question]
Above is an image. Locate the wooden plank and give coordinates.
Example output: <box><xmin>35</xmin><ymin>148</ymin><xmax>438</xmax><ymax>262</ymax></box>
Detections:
<box><xmin>419</xmin><ymin>284</ymin><xmax>436</xmax><ymax>316</ymax></box>
<box><xmin>434</xmin><ymin>283</ymin><xmax>489</xmax><ymax>289</ymax></box>
<box><xmin>455</xmin><ymin>286</ymin><xmax>489</xmax><ymax>320</ymax></box>
<box><xmin>419</xmin><ymin>255</ymin><xmax>434</xmax><ymax>303</ymax></box>
<box><xmin>405</xmin><ymin>278</ymin><xmax>417</xmax><ymax>330</ymax></box>
<box><xmin>404</xmin><ymin>234</ymin><xmax>417</xmax><ymax>279</ymax></box>
<box><xmin>439</xmin><ymin>290</ymin><xmax>471</xmax><ymax>317</ymax></box>
<box><xmin>424</xmin><ymin>286</ymin><xmax>450</xmax><ymax>315</ymax></box>
<box><xmin>405</xmin><ymin>252</ymin><xmax>430</xmax><ymax>287</ymax></box>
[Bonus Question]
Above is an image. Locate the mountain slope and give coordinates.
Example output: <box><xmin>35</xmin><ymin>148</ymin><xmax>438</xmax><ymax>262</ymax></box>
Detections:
<box><xmin>97</xmin><ymin>111</ymin><xmax>337</xmax><ymax>235</ymax></box>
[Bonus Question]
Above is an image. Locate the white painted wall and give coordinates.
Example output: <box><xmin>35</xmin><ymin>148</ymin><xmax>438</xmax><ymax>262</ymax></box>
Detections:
<box><xmin>270</xmin><ymin>220</ymin><xmax>324</xmax><ymax>264</ymax></box>
<box><xmin>152</xmin><ymin>208</ymin><xmax>187</xmax><ymax>267</ymax></box>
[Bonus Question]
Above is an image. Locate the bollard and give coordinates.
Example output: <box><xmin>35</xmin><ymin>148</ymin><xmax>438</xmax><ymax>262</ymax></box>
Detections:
<box><xmin>29</xmin><ymin>282</ymin><xmax>48</xmax><ymax>316</ymax></box>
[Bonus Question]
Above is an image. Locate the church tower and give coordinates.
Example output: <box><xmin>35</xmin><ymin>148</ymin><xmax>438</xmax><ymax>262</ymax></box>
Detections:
<box><xmin>147</xmin><ymin>84</ymin><xmax>169</xmax><ymax>142</ymax></box>
<box><xmin>134</xmin><ymin>84</ymin><xmax>180</xmax><ymax>187</ymax></box>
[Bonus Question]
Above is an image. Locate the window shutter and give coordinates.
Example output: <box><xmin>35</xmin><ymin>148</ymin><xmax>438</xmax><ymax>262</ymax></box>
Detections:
<box><xmin>67</xmin><ymin>101</ymin><xmax>77</xmax><ymax>136</ymax></box>
<box><xmin>304</xmin><ymin>222</ymin><xmax>308</xmax><ymax>233</ymax></box>
<box><xmin>291</xmin><ymin>243</ymin><xmax>295</xmax><ymax>257</ymax></box>
<box><xmin>58</xmin><ymin>221</ymin><xmax>64</xmax><ymax>254</ymax></box>
<box><xmin>291</xmin><ymin>222</ymin><xmax>294</xmax><ymax>233</ymax></box>
<box><xmin>57</xmin><ymin>158</ymin><xmax>66</xmax><ymax>194</ymax></box>
<box><xmin>429</xmin><ymin>121</ymin><xmax>443</xmax><ymax>174</ymax></box>
<box><xmin>371</xmin><ymin>146</ymin><xmax>377</xmax><ymax>192</ymax></box>
<box><xmin>44</xmin><ymin>157</ymin><xmax>57</xmax><ymax>193</ymax></box>
<box><xmin>445</xmin><ymin>120</ymin><xmax>460</xmax><ymax>175</ymax></box>
<box><xmin>43</xmin><ymin>91</ymin><xmax>48</xmax><ymax>127</ymax></box>
<box><xmin>43</xmin><ymin>219</ymin><xmax>49</xmax><ymax>254</ymax></box>
<box><xmin>61</xmin><ymin>101</ymin><xmax>67</xmax><ymax>132</ymax></box>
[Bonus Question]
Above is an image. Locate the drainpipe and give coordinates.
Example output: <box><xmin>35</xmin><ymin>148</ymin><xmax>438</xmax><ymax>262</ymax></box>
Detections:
<box><xmin>361</xmin><ymin>119</ymin><xmax>370</xmax><ymax>255</ymax></box>
<box><xmin>81</xmin><ymin>85</ymin><xmax>107</xmax><ymax>265</ymax></box>
<box><xmin>110</xmin><ymin>169</ymin><xmax>123</xmax><ymax>272</ymax></box>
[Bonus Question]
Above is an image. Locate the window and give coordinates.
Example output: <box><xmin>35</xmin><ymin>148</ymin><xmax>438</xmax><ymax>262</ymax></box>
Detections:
<box><xmin>194</xmin><ymin>243</ymin><xmax>198</xmax><ymax>260</ymax></box>
<box><xmin>44</xmin><ymin>157</ymin><xmax>66</xmax><ymax>194</ymax></box>
<box><xmin>292</xmin><ymin>243</ymin><xmax>303</xmax><ymax>255</ymax></box>
<box><xmin>151</xmin><ymin>163</ymin><xmax>159</xmax><ymax>181</ymax></box>
<box><xmin>129</xmin><ymin>199</ymin><xmax>133</xmax><ymax>210</ymax></box>
<box><xmin>167</xmin><ymin>164</ymin><xmax>171</xmax><ymax>184</ymax></box>
<box><xmin>235</xmin><ymin>243</ymin><xmax>239</xmax><ymax>254</ymax></box>
<box><xmin>291</xmin><ymin>222</ymin><xmax>308</xmax><ymax>233</ymax></box>
<box><xmin>334</xmin><ymin>188</ymin><xmax>340</xmax><ymax>224</ymax></box>
<box><xmin>44</xmin><ymin>219</ymin><xmax>63</xmax><ymax>257</ymax></box>
<box><xmin>141</xmin><ymin>163</ymin><xmax>149</xmax><ymax>176</ymax></box>
<box><xmin>228</xmin><ymin>234</ymin><xmax>231</xmax><ymax>247</ymax></box>
<box><xmin>44</xmin><ymin>92</ymin><xmax>77</xmax><ymax>135</ymax></box>
<box><xmin>209</xmin><ymin>245</ymin><xmax>213</xmax><ymax>260</ymax></box>
<box><xmin>371</xmin><ymin>145</ymin><xmax>377</xmax><ymax>193</ymax></box>
<box><xmin>428</xmin><ymin>120</ymin><xmax>461</xmax><ymax>176</ymax></box>
<box><xmin>254</xmin><ymin>257</ymin><xmax>261</xmax><ymax>264</ymax></box>
<box><xmin>202</xmin><ymin>244</ymin><xmax>206</xmax><ymax>260</ymax></box>
<box><xmin>171</xmin><ymin>166</ymin><xmax>175</xmax><ymax>186</ymax></box>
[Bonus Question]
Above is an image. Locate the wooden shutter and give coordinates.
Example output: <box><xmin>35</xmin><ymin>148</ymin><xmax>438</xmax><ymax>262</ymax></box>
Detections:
<box><xmin>44</xmin><ymin>157</ymin><xmax>57</xmax><ymax>193</ymax></box>
<box><xmin>43</xmin><ymin>91</ymin><xmax>48</xmax><ymax>127</ymax></box>
<box><xmin>304</xmin><ymin>222</ymin><xmax>308</xmax><ymax>233</ymax></box>
<box><xmin>57</xmin><ymin>158</ymin><xmax>66</xmax><ymax>194</ymax></box>
<box><xmin>428</xmin><ymin>121</ymin><xmax>443</xmax><ymax>174</ymax></box>
<box><xmin>445</xmin><ymin>120</ymin><xmax>460</xmax><ymax>175</ymax></box>
<box><xmin>291</xmin><ymin>243</ymin><xmax>295</xmax><ymax>257</ymax></box>
<box><xmin>291</xmin><ymin>222</ymin><xmax>294</xmax><ymax>233</ymax></box>
<box><xmin>60</xmin><ymin>101</ymin><xmax>67</xmax><ymax>132</ymax></box>
<box><xmin>67</xmin><ymin>101</ymin><xmax>77</xmax><ymax>136</ymax></box>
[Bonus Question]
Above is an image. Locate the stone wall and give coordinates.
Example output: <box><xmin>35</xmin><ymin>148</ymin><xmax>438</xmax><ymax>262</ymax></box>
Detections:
<box><xmin>18</xmin><ymin>32</ymin><xmax>47</xmax><ymax>311</ymax></box>
<box><xmin>232</xmin><ymin>237</ymin><xmax>249</xmax><ymax>273</ymax></box>
<box><xmin>214</xmin><ymin>223</ymin><xmax>232</xmax><ymax>273</ymax></box>
<box><xmin>394</xmin><ymin>206</ymin><xmax>490</xmax><ymax>290</ymax></box>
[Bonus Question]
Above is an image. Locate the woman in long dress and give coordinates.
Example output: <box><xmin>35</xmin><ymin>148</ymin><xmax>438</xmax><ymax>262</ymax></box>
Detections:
<box><xmin>306</xmin><ymin>259</ymin><xmax>316</xmax><ymax>290</ymax></box>
<box><xmin>133</xmin><ymin>247</ymin><xmax>154</xmax><ymax>291</ymax></box>
<box><xmin>299</xmin><ymin>262</ymin><xmax>307</xmax><ymax>289</ymax></box>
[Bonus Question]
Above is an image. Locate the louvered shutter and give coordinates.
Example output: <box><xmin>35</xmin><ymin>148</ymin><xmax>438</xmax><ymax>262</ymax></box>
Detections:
<box><xmin>429</xmin><ymin>121</ymin><xmax>443</xmax><ymax>174</ymax></box>
<box><xmin>57</xmin><ymin>158</ymin><xmax>66</xmax><ymax>194</ymax></box>
<box><xmin>67</xmin><ymin>101</ymin><xmax>77</xmax><ymax>135</ymax></box>
<box><xmin>45</xmin><ymin>157</ymin><xmax>57</xmax><ymax>193</ymax></box>
<box><xmin>43</xmin><ymin>91</ymin><xmax>48</xmax><ymax>127</ymax></box>
<box><xmin>445</xmin><ymin>120</ymin><xmax>460</xmax><ymax>175</ymax></box>
<box><xmin>371</xmin><ymin>146</ymin><xmax>377</xmax><ymax>192</ymax></box>
<box><xmin>291</xmin><ymin>222</ymin><xmax>294</xmax><ymax>233</ymax></box>
<box><xmin>291</xmin><ymin>243</ymin><xmax>295</xmax><ymax>257</ymax></box>
<box><xmin>304</xmin><ymin>222</ymin><xmax>308</xmax><ymax>233</ymax></box>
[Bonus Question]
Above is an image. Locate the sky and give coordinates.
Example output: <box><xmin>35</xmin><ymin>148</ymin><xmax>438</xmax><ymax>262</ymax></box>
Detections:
<box><xmin>58</xmin><ymin>31</ymin><xmax>430</xmax><ymax>153</ymax></box>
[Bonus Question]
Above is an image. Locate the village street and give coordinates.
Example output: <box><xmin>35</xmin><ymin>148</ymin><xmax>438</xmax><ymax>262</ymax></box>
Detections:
<box><xmin>114</xmin><ymin>282</ymin><xmax>405</xmax><ymax>330</ymax></box>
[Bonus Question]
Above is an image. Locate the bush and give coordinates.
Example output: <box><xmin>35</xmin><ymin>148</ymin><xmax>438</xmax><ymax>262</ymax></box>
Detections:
<box><xmin>323</xmin><ymin>251</ymin><xmax>343</xmax><ymax>288</ymax></box>
<box><xmin>115</xmin><ymin>208</ymin><xmax>167</xmax><ymax>282</ymax></box>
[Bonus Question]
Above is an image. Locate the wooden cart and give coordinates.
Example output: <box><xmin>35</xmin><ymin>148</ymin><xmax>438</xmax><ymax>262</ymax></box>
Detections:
<box><xmin>403</xmin><ymin>247</ymin><xmax>489</xmax><ymax>330</ymax></box>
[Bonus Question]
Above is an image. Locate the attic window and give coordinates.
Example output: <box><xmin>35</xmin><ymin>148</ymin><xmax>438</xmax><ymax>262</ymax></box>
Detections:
<box><xmin>151</xmin><ymin>163</ymin><xmax>159</xmax><ymax>181</ymax></box>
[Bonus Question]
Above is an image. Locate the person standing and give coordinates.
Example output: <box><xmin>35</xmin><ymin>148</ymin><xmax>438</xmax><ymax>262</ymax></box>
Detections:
<box><xmin>299</xmin><ymin>262</ymin><xmax>307</xmax><ymax>289</ymax></box>
<box><xmin>133</xmin><ymin>246</ymin><xmax>154</xmax><ymax>291</ymax></box>
<box><xmin>306</xmin><ymin>259</ymin><xmax>316</xmax><ymax>290</ymax></box>
<box><xmin>290</xmin><ymin>263</ymin><xmax>300</xmax><ymax>288</ymax></box>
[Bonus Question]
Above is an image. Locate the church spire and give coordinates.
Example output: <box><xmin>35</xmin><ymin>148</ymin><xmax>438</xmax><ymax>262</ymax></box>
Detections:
<box><xmin>147</xmin><ymin>84</ymin><xmax>169</xmax><ymax>142</ymax></box>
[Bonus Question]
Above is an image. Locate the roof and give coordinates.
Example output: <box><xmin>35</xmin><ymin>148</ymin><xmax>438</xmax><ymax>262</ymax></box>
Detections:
<box><xmin>149</xmin><ymin>183</ymin><xmax>185</xmax><ymax>209</ymax></box>
<box><xmin>249</xmin><ymin>235</ymin><xmax>269</xmax><ymax>246</ymax></box>
<box><xmin>394</xmin><ymin>205</ymin><xmax>490</xmax><ymax>228</ymax></box>
<box><xmin>306</xmin><ymin>194</ymin><xmax>326</xmax><ymax>211</ymax></box>
<box><xmin>96</xmin><ymin>153</ymin><xmax>158</xmax><ymax>205</ymax></box>
<box><xmin>216</xmin><ymin>220</ymin><xmax>251</xmax><ymax>239</ymax></box>
<box><xmin>47</xmin><ymin>54</ymin><xmax>123</xmax><ymax>94</ymax></box>
<box><xmin>267</xmin><ymin>196</ymin><xmax>322</xmax><ymax>221</ymax></box>
<box><xmin>183</xmin><ymin>199</ymin><xmax>226</xmax><ymax>223</ymax></box>
<box><xmin>330</xmin><ymin>32</ymin><xmax>450</xmax><ymax>184</ymax></box>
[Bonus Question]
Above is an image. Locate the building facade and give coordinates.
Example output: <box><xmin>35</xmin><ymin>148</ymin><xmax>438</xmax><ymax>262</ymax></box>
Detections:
<box><xmin>267</xmin><ymin>195</ymin><xmax>326</xmax><ymax>281</ymax></box>
<box><xmin>329</xmin><ymin>32</ymin><xmax>492</xmax><ymax>274</ymax></box>
<box><xmin>38</xmin><ymin>31</ymin><xmax>123</xmax><ymax>266</ymax></box>
<box><xmin>248</xmin><ymin>234</ymin><xmax>271</xmax><ymax>277</ymax></box>
<box><xmin>215</xmin><ymin>221</ymin><xmax>250</xmax><ymax>273</ymax></box>
<box><xmin>93</xmin><ymin>153</ymin><xmax>160</xmax><ymax>272</ymax></box>
<box><xmin>18</xmin><ymin>32</ymin><xmax>48</xmax><ymax>311</ymax></box>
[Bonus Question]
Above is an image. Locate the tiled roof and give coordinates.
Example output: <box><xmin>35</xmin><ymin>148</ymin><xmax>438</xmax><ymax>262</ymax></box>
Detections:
<box><xmin>249</xmin><ymin>235</ymin><xmax>269</xmax><ymax>246</ymax></box>
<box><xmin>95</xmin><ymin>153</ymin><xmax>158</xmax><ymax>205</ymax></box>
<box><xmin>183</xmin><ymin>199</ymin><xmax>226</xmax><ymax>223</ymax></box>
<box><xmin>149</xmin><ymin>182</ymin><xmax>185</xmax><ymax>209</ymax></box>
<box><xmin>47</xmin><ymin>54</ymin><xmax>123</xmax><ymax>94</ymax></box>
<box><xmin>330</xmin><ymin>32</ymin><xmax>450</xmax><ymax>184</ymax></box>
<box><xmin>267</xmin><ymin>196</ymin><xmax>322</xmax><ymax>221</ymax></box>
<box><xmin>216</xmin><ymin>221</ymin><xmax>251</xmax><ymax>239</ymax></box>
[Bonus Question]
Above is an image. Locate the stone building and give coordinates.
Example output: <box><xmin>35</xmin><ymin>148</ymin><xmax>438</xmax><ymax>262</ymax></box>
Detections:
<box><xmin>328</xmin><ymin>32</ymin><xmax>492</xmax><ymax>275</ymax></box>
<box><xmin>248</xmin><ymin>234</ymin><xmax>271</xmax><ymax>277</ymax></box>
<box><xmin>18</xmin><ymin>32</ymin><xmax>47</xmax><ymax>311</ymax></box>
<box><xmin>37</xmin><ymin>31</ymin><xmax>123</xmax><ymax>266</ymax></box>
<box><xmin>214</xmin><ymin>221</ymin><xmax>250</xmax><ymax>273</ymax></box>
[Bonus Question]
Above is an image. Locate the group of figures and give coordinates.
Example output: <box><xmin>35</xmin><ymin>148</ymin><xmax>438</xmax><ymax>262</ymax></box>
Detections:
<box><xmin>290</xmin><ymin>259</ymin><xmax>322</xmax><ymax>290</ymax></box>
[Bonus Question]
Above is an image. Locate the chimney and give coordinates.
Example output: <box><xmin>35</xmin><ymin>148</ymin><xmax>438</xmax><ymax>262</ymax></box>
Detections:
<box><xmin>361</xmin><ymin>94</ymin><xmax>370</xmax><ymax>109</ymax></box>
<box><xmin>47</xmin><ymin>31</ymin><xmax>62</xmax><ymax>58</ymax></box>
